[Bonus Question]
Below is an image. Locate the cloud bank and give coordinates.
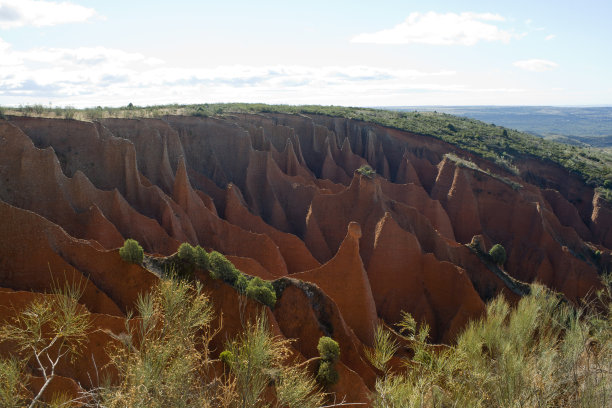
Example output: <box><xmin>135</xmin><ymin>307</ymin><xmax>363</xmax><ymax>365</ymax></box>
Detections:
<box><xmin>352</xmin><ymin>12</ymin><xmax>523</xmax><ymax>46</ymax></box>
<box><xmin>0</xmin><ymin>37</ymin><xmax>470</xmax><ymax>106</ymax></box>
<box><xmin>0</xmin><ymin>0</ymin><xmax>97</xmax><ymax>29</ymax></box>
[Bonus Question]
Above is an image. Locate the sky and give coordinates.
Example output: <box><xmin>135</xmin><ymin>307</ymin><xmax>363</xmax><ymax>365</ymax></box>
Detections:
<box><xmin>0</xmin><ymin>0</ymin><xmax>611</xmax><ymax>107</ymax></box>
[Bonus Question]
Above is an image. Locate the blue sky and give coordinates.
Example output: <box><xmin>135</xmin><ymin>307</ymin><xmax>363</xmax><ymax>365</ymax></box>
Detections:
<box><xmin>0</xmin><ymin>0</ymin><xmax>610</xmax><ymax>107</ymax></box>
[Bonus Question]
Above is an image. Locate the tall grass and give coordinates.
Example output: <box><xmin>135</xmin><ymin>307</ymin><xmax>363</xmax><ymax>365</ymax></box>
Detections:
<box><xmin>92</xmin><ymin>278</ymin><xmax>324</xmax><ymax>408</ymax></box>
<box><xmin>221</xmin><ymin>312</ymin><xmax>325</xmax><ymax>408</ymax></box>
<box><xmin>0</xmin><ymin>357</ymin><xmax>26</xmax><ymax>407</ymax></box>
<box><xmin>371</xmin><ymin>282</ymin><xmax>612</xmax><ymax>407</ymax></box>
<box><xmin>96</xmin><ymin>278</ymin><xmax>218</xmax><ymax>407</ymax></box>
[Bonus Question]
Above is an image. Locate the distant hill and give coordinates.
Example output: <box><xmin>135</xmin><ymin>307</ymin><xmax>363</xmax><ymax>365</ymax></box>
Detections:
<box><xmin>389</xmin><ymin>106</ymin><xmax>612</xmax><ymax>148</ymax></box>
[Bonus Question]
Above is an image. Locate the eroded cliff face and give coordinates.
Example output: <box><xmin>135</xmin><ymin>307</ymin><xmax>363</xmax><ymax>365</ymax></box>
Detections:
<box><xmin>0</xmin><ymin>113</ymin><xmax>610</xmax><ymax>405</ymax></box>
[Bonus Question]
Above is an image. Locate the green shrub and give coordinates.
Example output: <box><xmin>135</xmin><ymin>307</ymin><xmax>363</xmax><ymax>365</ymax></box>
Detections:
<box><xmin>219</xmin><ymin>350</ymin><xmax>234</xmax><ymax>367</ymax></box>
<box><xmin>178</xmin><ymin>243</ymin><xmax>195</xmax><ymax>263</ymax></box>
<box><xmin>316</xmin><ymin>336</ymin><xmax>340</xmax><ymax>387</ymax></box>
<box><xmin>175</xmin><ymin>244</ymin><xmax>209</xmax><ymax>276</ymax></box>
<box><xmin>235</xmin><ymin>274</ymin><xmax>249</xmax><ymax>294</ymax></box>
<box><xmin>208</xmin><ymin>251</ymin><xmax>240</xmax><ymax>284</ymax></box>
<box><xmin>489</xmin><ymin>243</ymin><xmax>507</xmax><ymax>266</ymax></box>
<box><xmin>119</xmin><ymin>239</ymin><xmax>144</xmax><ymax>264</ymax></box>
<box><xmin>317</xmin><ymin>336</ymin><xmax>340</xmax><ymax>363</ymax></box>
<box><xmin>194</xmin><ymin>245</ymin><xmax>209</xmax><ymax>270</ymax></box>
<box><xmin>356</xmin><ymin>164</ymin><xmax>376</xmax><ymax>179</ymax></box>
<box><xmin>206</xmin><ymin>251</ymin><xmax>275</xmax><ymax>306</ymax></box>
<box><xmin>245</xmin><ymin>277</ymin><xmax>276</xmax><ymax>307</ymax></box>
<box><xmin>0</xmin><ymin>106</ymin><xmax>5</xmax><ymax>120</ymax></box>
<box><xmin>165</xmin><ymin>243</ymin><xmax>197</xmax><ymax>280</ymax></box>
<box><xmin>316</xmin><ymin>361</ymin><xmax>339</xmax><ymax>386</ymax></box>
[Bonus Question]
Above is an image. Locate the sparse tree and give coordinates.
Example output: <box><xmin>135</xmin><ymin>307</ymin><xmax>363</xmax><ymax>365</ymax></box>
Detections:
<box><xmin>0</xmin><ymin>281</ymin><xmax>91</xmax><ymax>408</ymax></box>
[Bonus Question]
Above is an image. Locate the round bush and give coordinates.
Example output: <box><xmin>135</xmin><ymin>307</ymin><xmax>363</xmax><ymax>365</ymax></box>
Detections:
<box><xmin>489</xmin><ymin>244</ymin><xmax>507</xmax><ymax>266</ymax></box>
<box><xmin>317</xmin><ymin>336</ymin><xmax>340</xmax><ymax>363</ymax></box>
<box><xmin>177</xmin><ymin>243</ymin><xmax>195</xmax><ymax>263</ymax></box>
<box><xmin>316</xmin><ymin>360</ymin><xmax>339</xmax><ymax>386</ymax></box>
<box><xmin>166</xmin><ymin>243</ymin><xmax>197</xmax><ymax>280</ymax></box>
<box><xmin>245</xmin><ymin>277</ymin><xmax>276</xmax><ymax>307</ymax></box>
<box><xmin>119</xmin><ymin>239</ymin><xmax>144</xmax><ymax>264</ymax></box>
<box><xmin>208</xmin><ymin>251</ymin><xmax>239</xmax><ymax>284</ymax></box>
<box><xmin>219</xmin><ymin>350</ymin><xmax>234</xmax><ymax>367</ymax></box>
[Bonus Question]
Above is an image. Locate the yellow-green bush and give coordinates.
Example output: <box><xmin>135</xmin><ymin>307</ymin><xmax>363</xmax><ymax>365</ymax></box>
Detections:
<box><xmin>119</xmin><ymin>238</ymin><xmax>144</xmax><ymax>264</ymax></box>
<box><xmin>245</xmin><ymin>277</ymin><xmax>276</xmax><ymax>308</ymax></box>
<box><xmin>177</xmin><ymin>242</ymin><xmax>195</xmax><ymax>263</ymax></box>
<box><xmin>317</xmin><ymin>336</ymin><xmax>340</xmax><ymax>363</ymax></box>
<box><xmin>207</xmin><ymin>251</ymin><xmax>276</xmax><ymax>307</ymax></box>
<box><xmin>316</xmin><ymin>360</ymin><xmax>339</xmax><ymax>386</ymax></box>
<box><xmin>194</xmin><ymin>245</ymin><xmax>209</xmax><ymax>270</ymax></box>
<box><xmin>316</xmin><ymin>336</ymin><xmax>340</xmax><ymax>387</ymax></box>
<box><xmin>208</xmin><ymin>250</ymin><xmax>240</xmax><ymax>284</ymax></box>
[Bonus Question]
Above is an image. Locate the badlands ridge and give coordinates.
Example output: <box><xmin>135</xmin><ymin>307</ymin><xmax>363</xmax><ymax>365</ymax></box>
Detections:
<box><xmin>0</xmin><ymin>112</ymin><xmax>610</xmax><ymax>403</ymax></box>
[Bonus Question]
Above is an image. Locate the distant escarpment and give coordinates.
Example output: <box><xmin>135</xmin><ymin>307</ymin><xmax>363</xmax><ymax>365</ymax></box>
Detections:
<box><xmin>0</xmin><ymin>111</ymin><xmax>610</xmax><ymax>404</ymax></box>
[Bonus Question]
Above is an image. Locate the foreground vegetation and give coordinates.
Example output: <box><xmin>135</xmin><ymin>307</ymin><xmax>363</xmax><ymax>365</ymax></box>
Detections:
<box><xmin>1</xmin><ymin>268</ymin><xmax>611</xmax><ymax>407</ymax></box>
<box><xmin>2</xmin><ymin>103</ymin><xmax>611</xmax><ymax>199</ymax></box>
<box><xmin>0</xmin><ymin>278</ymin><xmax>327</xmax><ymax>407</ymax></box>
<box><xmin>370</xmin><ymin>280</ymin><xmax>612</xmax><ymax>408</ymax></box>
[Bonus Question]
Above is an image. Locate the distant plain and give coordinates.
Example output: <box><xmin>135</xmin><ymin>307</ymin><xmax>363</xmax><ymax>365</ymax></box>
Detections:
<box><xmin>392</xmin><ymin>106</ymin><xmax>612</xmax><ymax>147</ymax></box>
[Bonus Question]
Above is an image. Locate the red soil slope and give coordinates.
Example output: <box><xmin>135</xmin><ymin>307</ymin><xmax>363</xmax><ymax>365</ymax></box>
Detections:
<box><xmin>0</xmin><ymin>113</ymin><xmax>610</xmax><ymax>405</ymax></box>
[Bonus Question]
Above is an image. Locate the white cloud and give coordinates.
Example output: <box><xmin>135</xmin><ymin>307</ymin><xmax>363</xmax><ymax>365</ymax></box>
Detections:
<box><xmin>0</xmin><ymin>40</ymin><xmax>163</xmax><ymax>67</ymax></box>
<box><xmin>544</xmin><ymin>34</ymin><xmax>556</xmax><ymax>41</ymax></box>
<box><xmin>0</xmin><ymin>0</ymin><xmax>98</xmax><ymax>29</ymax></box>
<box><xmin>0</xmin><ymin>39</ymin><xmax>167</xmax><ymax>99</ymax></box>
<box><xmin>351</xmin><ymin>12</ymin><xmax>522</xmax><ymax>46</ymax></box>
<box><xmin>513</xmin><ymin>59</ymin><xmax>558</xmax><ymax>72</ymax></box>
<box><xmin>0</xmin><ymin>36</ymin><xmax>462</xmax><ymax>106</ymax></box>
<box><xmin>0</xmin><ymin>39</ymin><xmax>545</xmax><ymax>107</ymax></box>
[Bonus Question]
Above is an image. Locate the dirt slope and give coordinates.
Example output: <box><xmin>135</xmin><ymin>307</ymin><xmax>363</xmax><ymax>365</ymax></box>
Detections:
<box><xmin>1</xmin><ymin>113</ymin><xmax>610</xmax><ymax>405</ymax></box>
